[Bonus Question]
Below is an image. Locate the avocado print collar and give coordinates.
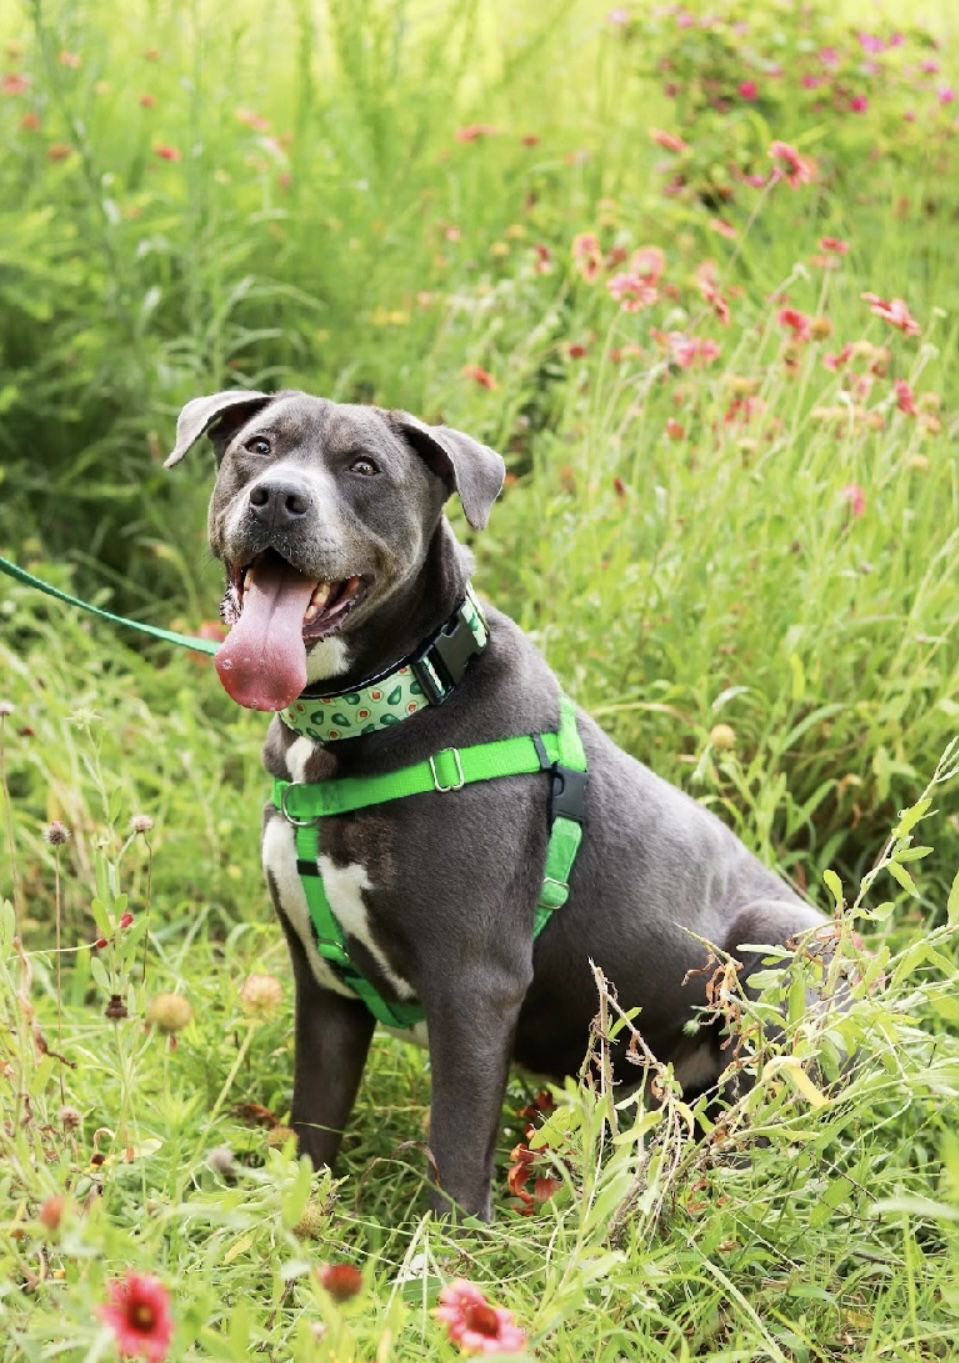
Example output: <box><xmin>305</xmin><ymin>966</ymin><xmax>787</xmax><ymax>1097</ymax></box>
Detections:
<box><xmin>280</xmin><ymin>584</ymin><xmax>489</xmax><ymax>743</ymax></box>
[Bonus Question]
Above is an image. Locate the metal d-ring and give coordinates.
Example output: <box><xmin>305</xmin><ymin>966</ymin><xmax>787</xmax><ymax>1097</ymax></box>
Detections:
<box><xmin>279</xmin><ymin>782</ymin><xmax>319</xmax><ymax>827</ymax></box>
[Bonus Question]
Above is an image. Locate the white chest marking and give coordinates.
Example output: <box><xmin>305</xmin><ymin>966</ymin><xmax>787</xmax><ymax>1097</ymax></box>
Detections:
<box><xmin>317</xmin><ymin>855</ymin><xmax>415</xmax><ymax>1000</ymax></box>
<box><xmin>284</xmin><ymin>736</ymin><xmax>316</xmax><ymax>783</ymax></box>
<box><xmin>306</xmin><ymin>636</ymin><xmax>351</xmax><ymax>684</ymax></box>
<box><xmin>262</xmin><ymin>815</ymin><xmax>353</xmax><ymax>998</ymax></box>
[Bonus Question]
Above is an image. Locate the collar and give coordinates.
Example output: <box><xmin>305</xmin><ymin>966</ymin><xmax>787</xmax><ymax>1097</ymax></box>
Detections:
<box><xmin>280</xmin><ymin>583</ymin><xmax>488</xmax><ymax>743</ymax></box>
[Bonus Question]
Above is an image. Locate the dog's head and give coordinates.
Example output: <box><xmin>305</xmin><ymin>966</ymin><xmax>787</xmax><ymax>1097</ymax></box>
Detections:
<box><xmin>166</xmin><ymin>390</ymin><xmax>504</xmax><ymax>711</ymax></box>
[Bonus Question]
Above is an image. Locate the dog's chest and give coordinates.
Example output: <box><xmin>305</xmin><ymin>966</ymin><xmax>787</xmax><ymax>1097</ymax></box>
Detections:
<box><xmin>261</xmin><ymin>806</ymin><xmax>422</xmax><ymax>1018</ymax></box>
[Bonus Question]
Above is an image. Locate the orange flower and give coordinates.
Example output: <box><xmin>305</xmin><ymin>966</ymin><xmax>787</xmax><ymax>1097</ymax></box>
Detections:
<box><xmin>462</xmin><ymin>365</ymin><xmax>497</xmax><ymax>390</ymax></box>
<box><xmin>153</xmin><ymin>143</ymin><xmax>182</xmax><ymax>161</ymax></box>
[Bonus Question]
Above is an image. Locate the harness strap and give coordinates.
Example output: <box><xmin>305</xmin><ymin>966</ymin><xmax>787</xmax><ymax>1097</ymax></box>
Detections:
<box><xmin>274</xmin><ymin>696</ymin><xmax>587</xmax><ymax>1028</ymax></box>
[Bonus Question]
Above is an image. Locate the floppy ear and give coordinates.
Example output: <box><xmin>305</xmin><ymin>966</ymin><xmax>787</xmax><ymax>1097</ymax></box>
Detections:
<box><xmin>164</xmin><ymin>390</ymin><xmax>274</xmax><ymax>468</ymax></box>
<box><xmin>389</xmin><ymin>411</ymin><xmax>506</xmax><ymax>530</ymax></box>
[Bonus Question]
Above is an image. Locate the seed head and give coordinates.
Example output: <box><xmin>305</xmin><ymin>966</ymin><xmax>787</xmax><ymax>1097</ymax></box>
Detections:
<box><xmin>0</xmin><ymin>699</ymin><xmax>13</xmax><ymax>718</ymax></box>
<box><xmin>239</xmin><ymin>973</ymin><xmax>283</xmax><ymax>1019</ymax></box>
<box><xmin>43</xmin><ymin>821</ymin><xmax>71</xmax><ymax>846</ymax></box>
<box><xmin>38</xmin><ymin>1195</ymin><xmax>68</xmax><ymax>1232</ymax></box>
<box><xmin>146</xmin><ymin>992</ymin><xmax>192</xmax><ymax>1034</ymax></box>
<box><xmin>206</xmin><ymin>1145</ymin><xmax>237</xmax><ymax>1178</ymax></box>
<box><xmin>709</xmin><ymin>723</ymin><xmax>737</xmax><ymax>751</ymax></box>
<box><xmin>58</xmin><ymin>1104</ymin><xmax>82</xmax><ymax>1130</ymax></box>
<box><xmin>104</xmin><ymin>993</ymin><xmax>129</xmax><ymax>1021</ymax></box>
<box><xmin>293</xmin><ymin>1198</ymin><xmax>327</xmax><ymax>1238</ymax></box>
<box><xmin>130</xmin><ymin>814</ymin><xmax>154</xmax><ymax>834</ymax></box>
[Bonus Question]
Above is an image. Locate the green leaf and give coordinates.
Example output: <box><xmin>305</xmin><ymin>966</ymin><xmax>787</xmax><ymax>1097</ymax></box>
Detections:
<box><xmin>888</xmin><ymin>861</ymin><xmax>919</xmax><ymax>897</ymax></box>
<box><xmin>893</xmin><ymin>797</ymin><xmax>931</xmax><ymax>839</ymax></box>
<box><xmin>822</xmin><ymin>868</ymin><xmax>843</xmax><ymax>910</ymax></box>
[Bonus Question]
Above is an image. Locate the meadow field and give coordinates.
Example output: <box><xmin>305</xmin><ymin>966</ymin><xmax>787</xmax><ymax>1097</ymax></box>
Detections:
<box><xmin>2</xmin><ymin>0</ymin><xmax>959</xmax><ymax>1358</ymax></box>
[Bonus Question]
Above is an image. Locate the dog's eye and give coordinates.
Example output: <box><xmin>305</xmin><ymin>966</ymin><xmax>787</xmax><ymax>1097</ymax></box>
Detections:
<box><xmin>244</xmin><ymin>437</ymin><xmax>272</xmax><ymax>456</ymax></box>
<box><xmin>350</xmin><ymin>456</ymin><xmax>379</xmax><ymax>477</ymax></box>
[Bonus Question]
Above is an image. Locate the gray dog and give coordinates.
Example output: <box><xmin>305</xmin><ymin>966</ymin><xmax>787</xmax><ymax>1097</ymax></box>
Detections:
<box><xmin>166</xmin><ymin>389</ymin><xmax>824</xmax><ymax>1221</ymax></box>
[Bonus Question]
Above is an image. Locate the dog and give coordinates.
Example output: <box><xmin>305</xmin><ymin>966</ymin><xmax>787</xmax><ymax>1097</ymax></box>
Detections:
<box><xmin>166</xmin><ymin>389</ymin><xmax>825</xmax><ymax>1220</ymax></box>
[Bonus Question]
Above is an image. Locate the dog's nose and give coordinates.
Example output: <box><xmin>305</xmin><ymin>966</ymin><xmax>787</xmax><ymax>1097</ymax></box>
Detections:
<box><xmin>248</xmin><ymin>479</ymin><xmax>313</xmax><ymax>528</ymax></box>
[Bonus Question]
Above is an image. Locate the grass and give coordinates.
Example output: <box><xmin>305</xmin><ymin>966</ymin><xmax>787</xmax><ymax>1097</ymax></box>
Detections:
<box><xmin>2</xmin><ymin>0</ymin><xmax>959</xmax><ymax>1358</ymax></box>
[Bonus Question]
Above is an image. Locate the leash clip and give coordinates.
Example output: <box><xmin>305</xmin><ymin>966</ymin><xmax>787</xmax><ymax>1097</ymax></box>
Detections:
<box><xmin>429</xmin><ymin>748</ymin><xmax>465</xmax><ymax>793</ymax></box>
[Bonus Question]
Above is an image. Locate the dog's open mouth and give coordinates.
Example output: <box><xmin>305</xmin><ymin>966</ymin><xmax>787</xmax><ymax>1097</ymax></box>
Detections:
<box><xmin>215</xmin><ymin>548</ymin><xmax>366</xmax><ymax>712</ymax></box>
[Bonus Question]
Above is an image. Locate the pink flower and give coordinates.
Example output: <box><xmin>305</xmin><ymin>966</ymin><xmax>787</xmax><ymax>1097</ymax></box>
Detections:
<box><xmin>655</xmin><ymin>330</ymin><xmax>720</xmax><ymax>368</ymax></box>
<box><xmin>841</xmin><ymin>484</ymin><xmax>866</xmax><ymax>518</ymax></box>
<box><xmin>153</xmin><ymin>144</ymin><xmax>182</xmax><ymax>161</ymax></box>
<box><xmin>768</xmin><ymin>140</ymin><xmax>816</xmax><ymax>189</ymax></box>
<box><xmin>59</xmin><ymin>51</ymin><xmax>82</xmax><ymax>68</ymax></box>
<box><xmin>858</xmin><ymin>33</ymin><xmax>885</xmax><ymax>55</ymax></box>
<box><xmin>455</xmin><ymin>124</ymin><xmax>498</xmax><ymax>142</ymax></box>
<box><xmin>2</xmin><ymin>73</ymin><xmax>30</xmax><ymax>95</ymax></box>
<box><xmin>98</xmin><ymin>1273</ymin><xmax>173</xmax><ymax>1361</ymax></box>
<box><xmin>849</xmin><ymin>94</ymin><xmax>869</xmax><ymax>113</ymax></box>
<box><xmin>708</xmin><ymin>217</ymin><xmax>737</xmax><ymax>240</ymax></box>
<box><xmin>630</xmin><ymin>245</ymin><xmax>665</xmax><ymax>284</ymax></box>
<box><xmin>802</xmin><ymin>74</ymin><xmax>824</xmax><ymax>90</ymax></box>
<box><xmin>462</xmin><ymin>365</ymin><xmax>497</xmax><ymax>390</ymax></box>
<box><xmin>939</xmin><ymin>87</ymin><xmax>957</xmax><ymax>106</ymax></box>
<box><xmin>571</xmin><ymin>231</ymin><xmax>603</xmax><ymax>282</ymax></box>
<box><xmin>894</xmin><ymin>379</ymin><xmax>918</xmax><ymax>415</ymax></box>
<box><xmin>434</xmin><ymin>1280</ymin><xmax>527</xmax><ymax>1356</ymax></box>
<box><xmin>823</xmin><ymin>343</ymin><xmax>853</xmax><ymax>371</ymax></box>
<box><xmin>235</xmin><ymin>107</ymin><xmax>270</xmax><ymax>131</ymax></box>
<box><xmin>778</xmin><ymin>306</ymin><xmax>813</xmax><ymax>341</ymax></box>
<box><xmin>694</xmin><ymin>261</ymin><xmax>731</xmax><ymax>325</ymax></box>
<box><xmin>921</xmin><ymin>60</ymin><xmax>940</xmax><ymax>75</ymax></box>
<box><xmin>649</xmin><ymin>127</ymin><xmax>687</xmax><ymax>153</ymax></box>
<box><xmin>861</xmin><ymin>292</ymin><xmax>920</xmax><ymax>337</ymax></box>
<box><xmin>819</xmin><ymin>236</ymin><xmax>849</xmax><ymax>254</ymax></box>
<box><xmin>607</xmin><ymin>272</ymin><xmax>657</xmax><ymax>312</ymax></box>
<box><xmin>738</xmin><ymin>80</ymin><xmax>758</xmax><ymax>100</ymax></box>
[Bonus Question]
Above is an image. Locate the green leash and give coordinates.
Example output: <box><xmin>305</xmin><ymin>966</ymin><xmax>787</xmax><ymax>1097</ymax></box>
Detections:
<box><xmin>274</xmin><ymin>695</ymin><xmax>588</xmax><ymax>1029</ymax></box>
<box><xmin>0</xmin><ymin>554</ymin><xmax>220</xmax><ymax>656</ymax></box>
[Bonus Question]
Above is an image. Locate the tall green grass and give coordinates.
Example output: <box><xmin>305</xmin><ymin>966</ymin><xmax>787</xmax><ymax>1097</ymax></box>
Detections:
<box><xmin>2</xmin><ymin>0</ymin><xmax>959</xmax><ymax>1359</ymax></box>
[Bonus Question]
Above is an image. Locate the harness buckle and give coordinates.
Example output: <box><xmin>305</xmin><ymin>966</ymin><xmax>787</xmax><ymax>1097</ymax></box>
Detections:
<box><xmin>279</xmin><ymin>782</ymin><xmax>319</xmax><ymax>827</ymax></box>
<box><xmin>549</xmin><ymin>764</ymin><xmax>587</xmax><ymax>824</ymax></box>
<box><xmin>429</xmin><ymin>748</ymin><xmax>465</xmax><ymax>792</ymax></box>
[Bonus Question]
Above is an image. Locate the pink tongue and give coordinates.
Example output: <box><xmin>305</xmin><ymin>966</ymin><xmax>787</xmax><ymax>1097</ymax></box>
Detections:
<box><xmin>215</xmin><ymin>557</ymin><xmax>317</xmax><ymax>711</ymax></box>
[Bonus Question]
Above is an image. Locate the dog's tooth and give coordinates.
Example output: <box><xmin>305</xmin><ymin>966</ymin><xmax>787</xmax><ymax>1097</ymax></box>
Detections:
<box><xmin>310</xmin><ymin>582</ymin><xmax>331</xmax><ymax>608</ymax></box>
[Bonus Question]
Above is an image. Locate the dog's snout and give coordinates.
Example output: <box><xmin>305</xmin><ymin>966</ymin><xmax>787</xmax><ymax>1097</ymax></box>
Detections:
<box><xmin>248</xmin><ymin>478</ymin><xmax>313</xmax><ymax>528</ymax></box>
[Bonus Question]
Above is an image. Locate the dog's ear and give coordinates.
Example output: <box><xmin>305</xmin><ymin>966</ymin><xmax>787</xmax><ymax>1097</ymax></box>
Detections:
<box><xmin>164</xmin><ymin>390</ymin><xmax>274</xmax><ymax>469</ymax></box>
<box><xmin>389</xmin><ymin>412</ymin><xmax>506</xmax><ymax>530</ymax></box>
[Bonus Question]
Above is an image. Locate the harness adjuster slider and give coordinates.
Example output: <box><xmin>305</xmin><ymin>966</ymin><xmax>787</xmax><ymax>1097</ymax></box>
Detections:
<box><xmin>429</xmin><ymin>747</ymin><xmax>465</xmax><ymax>792</ymax></box>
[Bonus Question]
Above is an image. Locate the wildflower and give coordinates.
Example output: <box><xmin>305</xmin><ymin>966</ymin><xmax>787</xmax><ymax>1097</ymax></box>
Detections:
<box><xmin>655</xmin><ymin>330</ymin><xmax>720</xmax><ymax>368</ymax></box>
<box><xmin>1</xmin><ymin>73</ymin><xmax>30</xmax><ymax>95</ymax></box>
<box><xmin>694</xmin><ymin>261</ymin><xmax>730</xmax><ymax>325</ymax></box>
<box><xmin>131</xmin><ymin>814</ymin><xmax>154</xmax><ymax>834</ymax></box>
<box><xmin>571</xmin><ymin>231</ymin><xmax>603</xmax><ymax>282</ymax></box>
<box><xmin>532</xmin><ymin>243</ymin><xmax>552</xmax><ymax>274</ymax></box>
<box><xmin>778</xmin><ymin>307</ymin><xmax>813</xmax><ymax>341</ymax></box>
<box><xmin>43</xmin><ymin>821</ymin><xmax>71</xmax><ymax>846</ymax></box>
<box><xmin>520</xmin><ymin>133</ymin><xmax>539</xmax><ymax>146</ymax></box>
<box><xmin>206</xmin><ymin>1145</ymin><xmax>236</xmax><ymax>1178</ymax></box>
<box><xmin>861</xmin><ymin>292</ymin><xmax>920</xmax><ymax>337</ymax></box>
<box><xmin>139</xmin><ymin>94</ymin><xmax>155</xmax><ymax>107</ymax></box>
<box><xmin>894</xmin><ymin>379</ymin><xmax>918</xmax><ymax>415</ymax></box>
<box><xmin>38</xmin><ymin>1195</ymin><xmax>68</xmax><ymax>1231</ymax></box>
<box><xmin>146</xmin><ymin>993</ymin><xmax>192</xmax><ymax>1034</ymax></box>
<box><xmin>841</xmin><ymin>484</ymin><xmax>866</xmax><ymax>518</ymax></box>
<box><xmin>709</xmin><ymin>723</ymin><xmax>736</xmax><ymax>750</ymax></box>
<box><xmin>607</xmin><ymin>272</ymin><xmax>656</xmax><ymax>312</ymax></box>
<box><xmin>507</xmin><ymin>1141</ymin><xmax>562</xmax><ymax>1212</ymax></box>
<box><xmin>566</xmin><ymin>342</ymin><xmax>588</xmax><ymax>359</ymax></box>
<box><xmin>19</xmin><ymin>111</ymin><xmax>41</xmax><ymax>131</ymax></box>
<box><xmin>118</xmin><ymin>912</ymin><xmax>135</xmax><ymax>930</ymax></box>
<box><xmin>316</xmin><ymin>1263</ymin><xmax>363</xmax><ymax>1301</ymax></box>
<box><xmin>707</xmin><ymin>217</ymin><xmax>737</xmax><ymax>240</ymax></box>
<box><xmin>768</xmin><ymin>140</ymin><xmax>816</xmax><ymax>189</ymax></box>
<box><xmin>59</xmin><ymin>1104</ymin><xmax>82</xmax><ymax>1130</ymax></box>
<box><xmin>455</xmin><ymin>124</ymin><xmax>498</xmax><ymax>142</ymax></box>
<box><xmin>665</xmin><ymin>418</ymin><xmax>685</xmax><ymax>440</ymax></box>
<box><xmin>239</xmin><ymin>973</ymin><xmax>283</xmax><ymax>1018</ymax></box>
<box><xmin>462</xmin><ymin>365</ymin><xmax>497</xmax><ymax>390</ymax></box>
<box><xmin>235</xmin><ymin>107</ymin><xmax>270</xmax><ymax>131</ymax></box>
<box><xmin>819</xmin><ymin>237</ymin><xmax>849</xmax><ymax>255</ymax></box>
<box><xmin>738</xmin><ymin>80</ymin><xmax>758</xmax><ymax>100</ymax></box>
<box><xmin>649</xmin><ymin>127</ymin><xmax>686</xmax><ymax>153</ymax></box>
<box><xmin>434</xmin><ymin>1279</ymin><xmax>527</xmax><ymax>1356</ymax></box>
<box><xmin>59</xmin><ymin>51</ymin><xmax>81</xmax><ymax>68</ymax></box>
<box><xmin>631</xmin><ymin>245</ymin><xmax>665</xmax><ymax>284</ymax></box>
<box><xmin>939</xmin><ymin>87</ymin><xmax>957</xmax><ymax>106</ymax></box>
<box><xmin>47</xmin><ymin>142</ymin><xmax>72</xmax><ymax>161</ymax></box>
<box><xmin>0</xmin><ymin>700</ymin><xmax>13</xmax><ymax>717</ymax></box>
<box><xmin>849</xmin><ymin>95</ymin><xmax>868</xmax><ymax>113</ymax></box>
<box><xmin>153</xmin><ymin>144</ymin><xmax>181</xmax><ymax>161</ymax></box>
<box><xmin>99</xmin><ymin>1272</ymin><xmax>174</xmax><ymax>1361</ymax></box>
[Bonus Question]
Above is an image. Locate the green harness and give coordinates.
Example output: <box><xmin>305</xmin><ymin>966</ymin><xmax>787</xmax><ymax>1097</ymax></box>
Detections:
<box><xmin>272</xmin><ymin>695</ymin><xmax>588</xmax><ymax>1029</ymax></box>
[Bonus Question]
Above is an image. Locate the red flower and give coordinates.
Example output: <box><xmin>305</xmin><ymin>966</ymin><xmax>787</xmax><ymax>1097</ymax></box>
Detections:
<box><xmin>316</xmin><ymin>1263</ymin><xmax>363</xmax><ymax>1301</ymax></box>
<box><xmin>841</xmin><ymin>483</ymin><xmax>866</xmax><ymax>518</ymax></box>
<box><xmin>649</xmin><ymin>127</ymin><xmax>687</xmax><ymax>153</ymax></box>
<box><xmin>462</xmin><ymin>365</ymin><xmax>497</xmax><ymax>390</ymax></box>
<box><xmin>768</xmin><ymin>140</ymin><xmax>816</xmax><ymax>189</ymax></box>
<box><xmin>819</xmin><ymin>236</ymin><xmax>849</xmax><ymax>255</ymax></box>
<box><xmin>455</xmin><ymin>124</ymin><xmax>498</xmax><ymax>142</ymax></box>
<box><xmin>98</xmin><ymin>1273</ymin><xmax>173</xmax><ymax>1361</ymax></box>
<box><xmin>738</xmin><ymin>80</ymin><xmax>758</xmax><ymax>100</ymax></box>
<box><xmin>778</xmin><ymin>306</ymin><xmax>813</xmax><ymax>341</ymax></box>
<box><xmin>894</xmin><ymin>379</ymin><xmax>917</xmax><ymax>415</ymax></box>
<box><xmin>119</xmin><ymin>912</ymin><xmax>135</xmax><ymax>930</ymax></box>
<box><xmin>849</xmin><ymin>94</ymin><xmax>868</xmax><ymax>113</ymax></box>
<box><xmin>823</xmin><ymin>343</ymin><xmax>853</xmax><ymax>371</ymax></box>
<box><xmin>153</xmin><ymin>144</ymin><xmax>182</xmax><ymax>161</ymax></box>
<box><xmin>433</xmin><ymin>1279</ymin><xmax>526</xmax><ymax>1356</ymax></box>
<box><xmin>861</xmin><ymin>292</ymin><xmax>920</xmax><ymax>337</ymax></box>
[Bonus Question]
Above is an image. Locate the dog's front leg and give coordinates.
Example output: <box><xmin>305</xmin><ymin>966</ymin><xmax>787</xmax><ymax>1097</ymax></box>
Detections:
<box><xmin>424</xmin><ymin>964</ymin><xmax>530</xmax><ymax>1221</ymax></box>
<box><xmin>288</xmin><ymin>943</ymin><xmax>376</xmax><ymax>1170</ymax></box>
